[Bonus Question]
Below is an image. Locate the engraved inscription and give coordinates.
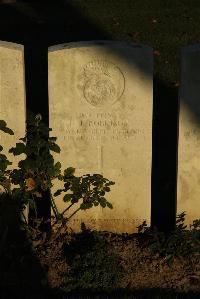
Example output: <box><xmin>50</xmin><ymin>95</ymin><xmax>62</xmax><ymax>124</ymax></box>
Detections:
<box><xmin>77</xmin><ymin>60</ymin><xmax>125</xmax><ymax>107</ymax></box>
<box><xmin>57</xmin><ymin>112</ymin><xmax>144</xmax><ymax>142</ymax></box>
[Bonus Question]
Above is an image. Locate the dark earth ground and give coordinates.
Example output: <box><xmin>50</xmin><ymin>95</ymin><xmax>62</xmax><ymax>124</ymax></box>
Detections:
<box><xmin>1</xmin><ymin>219</ymin><xmax>199</xmax><ymax>299</ymax></box>
<box><xmin>37</xmin><ymin>227</ymin><xmax>200</xmax><ymax>295</ymax></box>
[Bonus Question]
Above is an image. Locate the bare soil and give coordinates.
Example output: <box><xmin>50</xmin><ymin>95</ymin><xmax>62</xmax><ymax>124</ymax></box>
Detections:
<box><xmin>35</xmin><ymin>226</ymin><xmax>200</xmax><ymax>296</ymax></box>
<box><xmin>1</xmin><ymin>206</ymin><xmax>199</xmax><ymax>299</ymax></box>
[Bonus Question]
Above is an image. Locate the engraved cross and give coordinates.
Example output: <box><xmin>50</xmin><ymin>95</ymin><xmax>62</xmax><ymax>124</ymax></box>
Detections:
<box><xmin>77</xmin><ymin>145</ymin><xmax>123</xmax><ymax>177</ymax></box>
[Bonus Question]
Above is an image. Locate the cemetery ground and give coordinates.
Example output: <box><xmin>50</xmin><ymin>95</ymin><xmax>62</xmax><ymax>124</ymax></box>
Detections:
<box><xmin>0</xmin><ymin>195</ymin><xmax>199</xmax><ymax>299</ymax></box>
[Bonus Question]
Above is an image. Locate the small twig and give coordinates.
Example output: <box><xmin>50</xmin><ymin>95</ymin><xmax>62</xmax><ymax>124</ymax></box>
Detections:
<box><xmin>50</xmin><ymin>193</ymin><xmax>59</xmax><ymax>217</ymax></box>
<box><xmin>51</xmin><ymin>207</ymin><xmax>81</xmax><ymax>241</ymax></box>
<box><xmin>67</xmin><ymin>207</ymin><xmax>81</xmax><ymax>221</ymax></box>
<box><xmin>51</xmin><ymin>198</ymin><xmax>76</xmax><ymax>228</ymax></box>
<box><xmin>60</xmin><ymin>202</ymin><xmax>74</xmax><ymax>216</ymax></box>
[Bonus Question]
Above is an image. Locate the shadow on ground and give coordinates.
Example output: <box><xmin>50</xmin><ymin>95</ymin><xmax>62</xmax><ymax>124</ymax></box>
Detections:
<box><xmin>1</xmin><ymin>287</ymin><xmax>199</xmax><ymax>299</ymax></box>
<box><xmin>0</xmin><ymin>196</ymin><xmax>199</xmax><ymax>299</ymax></box>
<box><xmin>0</xmin><ymin>193</ymin><xmax>49</xmax><ymax>298</ymax></box>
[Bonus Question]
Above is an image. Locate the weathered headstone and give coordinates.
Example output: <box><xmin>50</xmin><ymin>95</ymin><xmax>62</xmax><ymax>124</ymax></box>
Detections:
<box><xmin>0</xmin><ymin>41</ymin><xmax>27</xmax><ymax>217</ymax></box>
<box><xmin>177</xmin><ymin>45</ymin><xmax>200</xmax><ymax>227</ymax></box>
<box><xmin>48</xmin><ymin>41</ymin><xmax>153</xmax><ymax>233</ymax></box>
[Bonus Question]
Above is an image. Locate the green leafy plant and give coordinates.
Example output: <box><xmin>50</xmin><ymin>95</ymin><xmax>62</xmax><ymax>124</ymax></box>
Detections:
<box><xmin>137</xmin><ymin>212</ymin><xmax>200</xmax><ymax>267</ymax></box>
<box><xmin>63</xmin><ymin>226</ymin><xmax>123</xmax><ymax>292</ymax></box>
<box><xmin>0</xmin><ymin>112</ymin><xmax>115</xmax><ymax>233</ymax></box>
<box><xmin>52</xmin><ymin>168</ymin><xmax>115</xmax><ymax>226</ymax></box>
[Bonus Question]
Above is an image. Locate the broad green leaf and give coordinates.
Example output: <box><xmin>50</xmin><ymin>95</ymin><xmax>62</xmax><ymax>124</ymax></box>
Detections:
<box><xmin>55</xmin><ymin>162</ymin><xmax>61</xmax><ymax>169</ymax></box>
<box><xmin>100</xmin><ymin>202</ymin><xmax>106</xmax><ymax>208</ymax></box>
<box><xmin>100</xmin><ymin>190</ymin><xmax>105</xmax><ymax>196</ymax></box>
<box><xmin>53</xmin><ymin>163</ymin><xmax>61</xmax><ymax>177</ymax></box>
<box><xmin>47</xmin><ymin>168</ymin><xmax>57</xmax><ymax>177</ymax></box>
<box><xmin>0</xmin><ymin>120</ymin><xmax>6</xmax><ymax>128</ymax></box>
<box><xmin>57</xmin><ymin>174</ymin><xmax>63</xmax><ymax>181</ymax></box>
<box><xmin>106</xmin><ymin>202</ymin><xmax>113</xmax><ymax>209</ymax></box>
<box><xmin>9</xmin><ymin>143</ymin><xmax>26</xmax><ymax>155</ymax></box>
<box><xmin>54</xmin><ymin>189</ymin><xmax>63</xmax><ymax>197</ymax></box>
<box><xmin>10</xmin><ymin>169</ymin><xmax>23</xmax><ymax>184</ymax></box>
<box><xmin>0</xmin><ymin>154</ymin><xmax>12</xmax><ymax>172</ymax></box>
<box><xmin>80</xmin><ymin>202</ymin><xmax>93</xmax><ymax>210</ymax></box>
<box><xmin>80</xmin><ymin>202</ymin><xmax>86</xmax><ymax>210</ymax></box>
<box><xmin>64</xmin><ymin>167</ymin><xmax>75</xmax><ymax>178</ymax></box>
<box><xmin>0</xmin><ymin>120</ymin><xmax>14</xmax><ymax>135</ymax></box>
<box><xmin>0</xmin><ymin>153</ymin><xmax>8</xmax><ymax>160</ymax></box>
<box><xmin>0</xmin><ymin>126</ymin><xmax>14</xmax><ymax>135</ymax></box>
<box><xmin>63</xmin><ymin>193</ymin><xmax>73</xmax><ymax>202</ymax></box>
<box><xmin>49</xmin><ymin>143</ymin><xmax>61</xmax><ymax>153</ymax></box>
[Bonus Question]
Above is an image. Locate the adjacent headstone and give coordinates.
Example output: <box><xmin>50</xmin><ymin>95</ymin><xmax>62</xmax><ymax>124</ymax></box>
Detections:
<box><xmin>48</xmin><ymin>41</ymin><xmax>153</xmax><ymax>233</ymax></box>
<box><xmin>0</xmin><ymin>41</ymin><xmax>27</xmax><ymax>218</ymax></box>
<box><xmin>177</xmin><ymin>45</ymin><xmax>200</xmax><ymax>227</ymax></box>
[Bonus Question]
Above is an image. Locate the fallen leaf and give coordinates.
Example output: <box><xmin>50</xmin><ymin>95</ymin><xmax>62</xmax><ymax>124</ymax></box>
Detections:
<box><xmin>173</xmin><ymin>80</ymin><xmax>180</xmax><ymax>87</ymax></box>
<box><xmin>151</xmin><ymin>18</ymin><xmax>157</xmax><ymax>23</ymax></box>
<box><xmin>153</xmin><ymin>50</ymin><xmax>160</xmax><ymax>56</ymax></box>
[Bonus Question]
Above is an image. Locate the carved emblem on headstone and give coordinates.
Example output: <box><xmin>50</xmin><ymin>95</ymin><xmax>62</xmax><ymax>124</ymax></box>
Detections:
<box><xmin>77</xmin><ymin>60</ymin><xmax>125</xmax><ymax>107</ymax></box>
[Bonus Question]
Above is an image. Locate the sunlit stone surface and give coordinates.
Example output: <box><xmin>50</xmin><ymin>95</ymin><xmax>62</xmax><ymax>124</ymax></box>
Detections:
<box><xmin>0</xmin><ymin>41</ymin><xmax>27</xmax><ymax>218</ymax></box>
<box><xmin>177</xmin><ymin>45</ymin><xmax>200</xmax><ymax>227</ymax></box>
<box><xmin>48</xmin><ymin>41</ymin><xmax>153</xmax><ymax>233</ymax></box>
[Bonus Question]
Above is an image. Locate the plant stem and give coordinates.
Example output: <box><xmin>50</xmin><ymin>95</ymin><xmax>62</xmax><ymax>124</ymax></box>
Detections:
<box><xmin>50</xmin><ymin>193</ymin><xmax>59</xmax><ymax>217</ymax></box>
<box><xmin>21</xmin><ymin>210</ymin><xmax>28</xmax><ymax>225</ymax></box>
<box><xmin>61</xmin><ymin>202</ymin><xmax>74</xmax><ymax>216</ymax></box>
<box><xmin>51</xmin><ymin>202</ymin><xmax>75</xmax><ymax>228</ymax></box>
<box><xmin>67</xmin><ymin>207</ymin><xmax>81</xmax><ymax>221</ymax></box>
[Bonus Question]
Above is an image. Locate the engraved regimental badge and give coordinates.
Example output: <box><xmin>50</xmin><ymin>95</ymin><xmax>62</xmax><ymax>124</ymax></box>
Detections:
<box><xmin>77</xmin><ymin>60</ymin><xmax>125</xmax><ymax>107</ymax></box>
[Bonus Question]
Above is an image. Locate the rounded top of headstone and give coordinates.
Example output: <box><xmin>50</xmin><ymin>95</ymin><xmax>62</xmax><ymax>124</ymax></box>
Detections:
<box><xmin>48</xmin><ymin>40</ymin><xmax>152</xmax><ymax>52</ymax></box>
<box><xmin>0</xmin><ymin>40</ymin><xmax>23</xmax><ymax>50</ymax></box>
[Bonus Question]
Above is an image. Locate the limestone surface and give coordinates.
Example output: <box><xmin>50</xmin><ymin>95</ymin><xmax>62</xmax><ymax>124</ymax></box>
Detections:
<box><xmin>48</xmin><ymin>41</ymin><xmax>153</xmax><ymax>233</ymax></box>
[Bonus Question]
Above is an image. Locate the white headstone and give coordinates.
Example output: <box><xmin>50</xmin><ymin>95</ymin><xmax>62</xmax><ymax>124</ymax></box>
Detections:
<box><xmin>177</xmin><ymin>44</ymin><xmax>200</xmax><ymax>227</ymax></box>
<box><xmin>0</xmin><ymin>41</ymin><xmax>27</xmax><ymax>218</ymax></box>
<box><xmin>48</xmin><ymin>41</ymin><xmax>153</xmax><ymax>233</ymax></box>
